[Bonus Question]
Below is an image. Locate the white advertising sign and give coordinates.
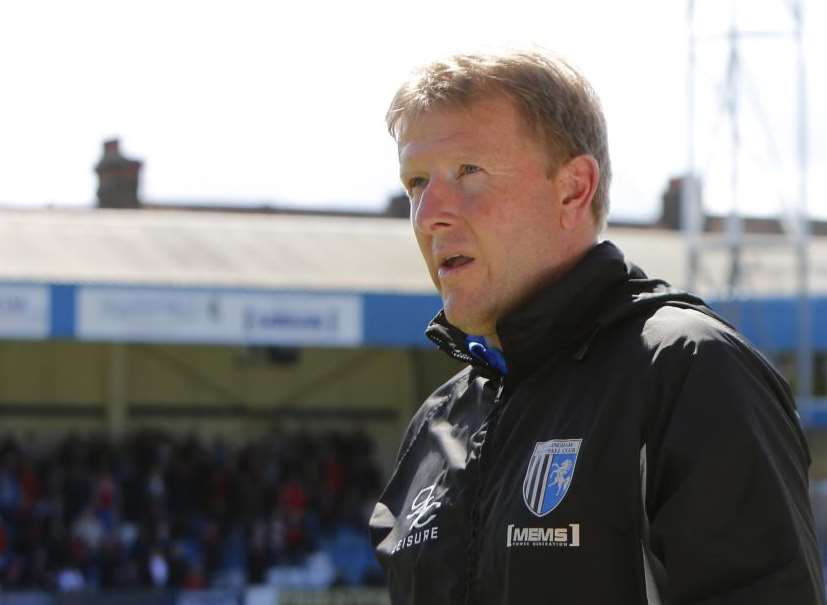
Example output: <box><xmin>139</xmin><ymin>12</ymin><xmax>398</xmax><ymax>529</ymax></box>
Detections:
<box><xmin>0</xmin><ymin>285</ymin><xmax>50</xmax><ymax>339</ymax></box>
<box><xmin>77</xmin><ymin>287</ymin><xmax>363</xmax><ymax>346</ymax></box>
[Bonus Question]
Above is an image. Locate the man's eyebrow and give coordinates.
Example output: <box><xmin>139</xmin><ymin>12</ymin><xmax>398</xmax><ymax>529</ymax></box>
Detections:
<box><xmin>400</xmin><ymin>144</ymin><xmax>490</xmax><ymax>164</ymax></box>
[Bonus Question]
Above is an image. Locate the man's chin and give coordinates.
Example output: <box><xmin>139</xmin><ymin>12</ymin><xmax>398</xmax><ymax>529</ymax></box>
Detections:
<box><xmin>443</xmin><ymin>304</ymin><xmax>493</xmax><ymax>337</ymax></box>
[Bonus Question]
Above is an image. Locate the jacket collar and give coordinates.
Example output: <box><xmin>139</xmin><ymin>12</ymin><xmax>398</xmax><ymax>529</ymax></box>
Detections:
<box><xmin>426</xmin><ymin>241</ymin><xmax>652</xmax><ymax>380</ymax></box>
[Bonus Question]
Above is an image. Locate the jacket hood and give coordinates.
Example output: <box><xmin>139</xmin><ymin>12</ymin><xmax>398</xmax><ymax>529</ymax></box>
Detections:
<box><xmin>426</xmin><ymin>240</ymin><xmax>709</xmax><ymax>379</ymax></box>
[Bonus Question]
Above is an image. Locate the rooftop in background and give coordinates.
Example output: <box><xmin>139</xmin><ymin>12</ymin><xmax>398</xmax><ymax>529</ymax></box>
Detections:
<box><xmin>91</xmin><ymin>139</ymin><xmax>827</xmax><ymax>235</ymax></box>
<box><xmin>1</xmin><ymin>140</ymin><xmax>822</xmax><ymax>298</ymax></box>
<box><xmin>0</xmin><ymin>207</ymin><xmax>825</xmax><ymax>297</ymax></box>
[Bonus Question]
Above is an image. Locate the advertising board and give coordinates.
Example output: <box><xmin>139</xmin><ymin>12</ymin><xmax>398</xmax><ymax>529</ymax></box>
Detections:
<box><xmin>76</xmin><ymin>287</ymin><xmax>362</xmax><ymax>347</ymax></box>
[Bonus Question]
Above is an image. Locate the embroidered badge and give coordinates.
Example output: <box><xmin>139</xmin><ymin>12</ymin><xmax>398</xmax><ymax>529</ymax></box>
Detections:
<box><xmin>522</xmin><ymin>439</ymin><xmax>582</xmax><ymax>517</ymax></box>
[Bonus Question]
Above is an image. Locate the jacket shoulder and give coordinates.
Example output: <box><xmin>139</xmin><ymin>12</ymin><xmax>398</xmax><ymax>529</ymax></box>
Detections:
<box><xmin>635</xmin><ymin>304</ymin><xmax>805</xmax><ymax>458</ymax></box>
<box><xmin>640</xmin><ymin>308</ymin><xmax>821</xmax><ymax>603</ymax></box>
<box><xmin>640</xmin><ymin>304</ymin><xmax>740</xmax><ymax>354</ymax></box>
<box><xmin>394</xmin><ymin>365</ymin><xmax>475</xmax><ymax>463</ymax></box>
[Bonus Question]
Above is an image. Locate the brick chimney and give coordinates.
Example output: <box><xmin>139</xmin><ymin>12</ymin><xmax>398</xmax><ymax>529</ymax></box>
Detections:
<box><xmin>659</xmin><ymin>175</ymin><xmax>704</xmax><ymax>231</ymax></box>
<box><xmin>659</xmin><ymin>177</ymin><xmax>683</xmax><ymax>230</ymax></box>
<box><xmin>94</xmin><ymin>138</ymin><xmax>142</xmax><ymax>209</ymax></box>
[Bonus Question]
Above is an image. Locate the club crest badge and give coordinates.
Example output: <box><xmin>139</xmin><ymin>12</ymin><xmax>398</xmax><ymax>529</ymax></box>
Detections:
<box><xmin>522</xmin><ymin>438</ymin><xmax>582</xmax><ymax>517</ymax></box>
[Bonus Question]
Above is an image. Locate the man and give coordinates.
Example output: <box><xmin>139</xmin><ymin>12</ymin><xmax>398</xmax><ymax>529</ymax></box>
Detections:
<box><xmin>369</xmin><ymin>50</ymin><xmax>825</xmax><ymax>604</ymax></box>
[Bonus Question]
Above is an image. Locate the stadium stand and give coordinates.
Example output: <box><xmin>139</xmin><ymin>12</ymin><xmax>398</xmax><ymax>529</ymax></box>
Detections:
<box><xmin>0</xmin><ymin>430</ymin><xmax>384</xmax><ymax>594</ymax></box>
<box><xmin>1</xmin><ymin>148</ymin><xmax>826</xmax><ymax>601</ymax></box>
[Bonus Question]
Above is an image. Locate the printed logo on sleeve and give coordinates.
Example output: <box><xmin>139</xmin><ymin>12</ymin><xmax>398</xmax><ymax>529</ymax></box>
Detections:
<box><xmin>406</xmin><ymin>483</ymin><xmax>441</xmax><ymax>530</ymax></box>
<box><xmin>392</xmin><ymin>482</ymin><xmax>442</xmax><ymax>554</ymax></box>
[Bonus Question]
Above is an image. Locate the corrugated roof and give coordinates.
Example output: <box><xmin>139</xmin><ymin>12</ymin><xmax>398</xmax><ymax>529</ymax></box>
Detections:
<box><xmin>606</xmin><ymin>227</ymin><xmax>827</xmax><ymax>297</ymax></box>
<box><xmin>0</xmin><ymin>208</ymin><xmax>824</xmax><ymax>296</ymax></box>
<box><xmin>0</xmin><ymin>208</ymin><xmax>431</xmax><ymax>292</ymax></box>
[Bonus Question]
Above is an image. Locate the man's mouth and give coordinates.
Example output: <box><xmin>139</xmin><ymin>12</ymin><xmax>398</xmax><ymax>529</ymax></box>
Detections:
<box><xmin>439</xmin><ymin>254</ymin><xmax>474</xmax><ymax>275</ymax></box>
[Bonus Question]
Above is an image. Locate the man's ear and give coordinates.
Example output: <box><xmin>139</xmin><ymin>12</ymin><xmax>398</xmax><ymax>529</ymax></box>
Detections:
<box><xmin>558</xmin><ymin>155</ymin><xmax>599</xmax><ymax>231</ymax></box>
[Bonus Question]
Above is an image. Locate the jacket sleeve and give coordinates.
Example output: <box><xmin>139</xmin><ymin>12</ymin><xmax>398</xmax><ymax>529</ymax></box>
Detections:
<box><xmin>644</xmin><ymin>329</ymin><xmax>825</xmax><ymax>605</ymax></box>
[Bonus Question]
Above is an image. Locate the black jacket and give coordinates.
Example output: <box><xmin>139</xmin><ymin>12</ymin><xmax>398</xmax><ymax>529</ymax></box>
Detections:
<box><xmin>369</xmin><ymin>241</ymin><xmax>825</xmax><ymax>604</ymax></box>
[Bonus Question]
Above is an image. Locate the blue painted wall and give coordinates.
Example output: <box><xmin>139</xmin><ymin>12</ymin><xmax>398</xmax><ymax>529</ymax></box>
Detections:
<box><xmin>710</xmin><ymin>297</ymin><xmax>827</xmax><ymax>353</ymax></box>
<box><xmin>0</xmin><ymin>282</ymin><xmax>823</xmax><ymax>352</ymax></box>
<box><xmin>0</xmin><ymin>283</ymin><xmax>824</xmax><ymax>425</ymax></box>
<box><xmin>362</xmin><ymin>293</ymin><xmax>442</xmax><ymax>348</ymax></box>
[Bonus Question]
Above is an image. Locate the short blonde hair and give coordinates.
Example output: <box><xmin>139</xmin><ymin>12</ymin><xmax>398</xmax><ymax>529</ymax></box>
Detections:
<box><xmin>387</xmin><ymin>50</ymin><xmax>611</xmax><ymax>229</ymax></box>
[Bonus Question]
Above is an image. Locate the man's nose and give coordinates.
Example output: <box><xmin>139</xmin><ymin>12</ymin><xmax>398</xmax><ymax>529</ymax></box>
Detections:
<box><xmin>412</xmin><ymin>179</ymin><xmax>459</xmax><ymax>234</ymax></box>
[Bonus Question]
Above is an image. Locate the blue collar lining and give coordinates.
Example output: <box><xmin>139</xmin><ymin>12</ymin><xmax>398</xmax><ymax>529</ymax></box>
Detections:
<box><xmin>466</xmin><ymin>336</ymin><xmax>508</xmax><ymax>375</ymax></box>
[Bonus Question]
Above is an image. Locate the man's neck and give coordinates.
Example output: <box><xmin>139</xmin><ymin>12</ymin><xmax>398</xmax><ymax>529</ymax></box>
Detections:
<box><xmin>483</xmin><ymin>333</ymin><xmax>502</xmax><ymax>350</ymax></box>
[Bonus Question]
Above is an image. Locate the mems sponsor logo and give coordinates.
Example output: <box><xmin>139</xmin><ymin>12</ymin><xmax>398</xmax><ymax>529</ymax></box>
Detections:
<box><xmin>506</xmin><ymin>523</ymin><xmax>581</xmax><ymax>548</ymax></box>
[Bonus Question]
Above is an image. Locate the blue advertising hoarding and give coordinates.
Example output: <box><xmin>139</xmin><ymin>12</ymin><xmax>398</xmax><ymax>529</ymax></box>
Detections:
<box><xmin>0</xmin><ymin>282</ymin><xmax>823</xmax><ymax>353</ymax></box>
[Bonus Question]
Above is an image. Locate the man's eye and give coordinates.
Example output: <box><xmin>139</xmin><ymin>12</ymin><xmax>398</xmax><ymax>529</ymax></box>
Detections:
<box><xmin>458</xmin><ymin>164</ymin><xmax>481</xmax><ymax>177</ymax></box>
<box><xmin>407</xmin><ymin>176</ymin><xmax>427</xmax><ymax>191</ymax></box>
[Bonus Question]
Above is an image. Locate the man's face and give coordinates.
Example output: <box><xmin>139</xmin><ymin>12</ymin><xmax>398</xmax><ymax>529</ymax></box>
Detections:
<box><xmin>398</xmin><ymin>96</ymin><xmax>582</xmax><ymax>343</ymax></box>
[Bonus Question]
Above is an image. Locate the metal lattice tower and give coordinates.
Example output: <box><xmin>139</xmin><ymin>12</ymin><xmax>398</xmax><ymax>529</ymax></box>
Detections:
<box><xmin>683</xmin><ymin>0</ymin><xmax>812</xmax><ymax>402</ymax></box>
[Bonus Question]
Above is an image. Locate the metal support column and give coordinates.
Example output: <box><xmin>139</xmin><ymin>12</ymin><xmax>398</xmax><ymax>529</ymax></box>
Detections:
<box><xmin>107</xmin><ymin>342</ymin><xmax>128</xmax><ymax>439</ymax></box>
<box><xmin>794</xmin><ymin>0</ymin><xmax>813</xmax><ymax>404</ymax></box>
<box><xmin>685</xmin><ymin>0</ymin><xmax>811</xmax><ymax>403</ymax></box>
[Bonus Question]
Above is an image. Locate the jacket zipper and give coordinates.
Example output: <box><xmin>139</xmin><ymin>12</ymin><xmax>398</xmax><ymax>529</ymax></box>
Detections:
<box><xmin>427</xmin><ymin>330</ymin><xmax>481</xmax><ymax>367</ymax></box>
<box><xmin>464</xmin><ymin>375</ymin><xmax>508</xmax><ymax>605</ymax></box>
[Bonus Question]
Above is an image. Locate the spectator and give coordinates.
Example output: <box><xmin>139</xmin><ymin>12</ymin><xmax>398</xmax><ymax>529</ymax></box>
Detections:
<box><xmin>0</xmin><ymin>429</ymin><xmax>383</xmax><ymax>591</ymax></box>
<box><xmin>148</xmin><ymin>547</ymin><xmax>169</xmax><ymax>588</ymax></box>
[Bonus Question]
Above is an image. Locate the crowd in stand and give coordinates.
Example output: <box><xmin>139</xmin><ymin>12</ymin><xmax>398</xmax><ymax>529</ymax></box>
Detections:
<box><xmin>0</xmin><ymin>429</ymin><xmax>384</xmax><ymax>592</ymax></box>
